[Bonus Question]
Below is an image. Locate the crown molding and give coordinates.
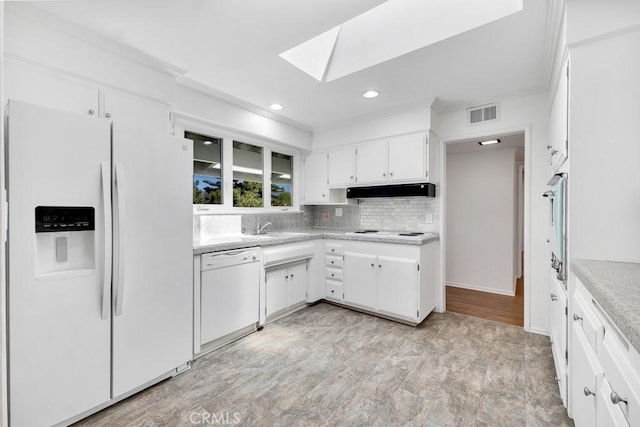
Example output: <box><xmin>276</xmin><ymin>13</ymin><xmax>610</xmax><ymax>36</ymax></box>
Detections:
<box><xmin>6</xmin><ymin>2</ymin><xmax>188</xmax><ymax>78</ymax></box>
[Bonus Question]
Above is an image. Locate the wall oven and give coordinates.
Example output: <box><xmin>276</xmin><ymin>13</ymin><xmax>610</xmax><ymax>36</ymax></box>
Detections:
<box><xmin>544</xmin><ymin>173</ymin><xmax>567</xmax><ymax>286</ymax></box>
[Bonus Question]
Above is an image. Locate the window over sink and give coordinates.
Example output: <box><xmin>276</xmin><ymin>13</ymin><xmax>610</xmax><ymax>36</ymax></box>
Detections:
<box><xmin>182</xmin><ymin>127</ymin><xmax>299</xmax><ymax>212</ymax></box>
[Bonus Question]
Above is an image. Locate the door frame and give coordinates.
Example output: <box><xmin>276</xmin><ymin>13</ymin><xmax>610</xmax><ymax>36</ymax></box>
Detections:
<box><xmin>438</xmin><ymin>125</ymin><xmax>532</xmax><ymax>331</ymax></box>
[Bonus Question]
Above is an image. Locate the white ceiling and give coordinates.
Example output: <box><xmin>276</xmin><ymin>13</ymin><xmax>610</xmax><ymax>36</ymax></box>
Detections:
<box><xmin>32</xmin><ymin>0</ymin><xmax>552</xmax><ymax>132</ymax></box>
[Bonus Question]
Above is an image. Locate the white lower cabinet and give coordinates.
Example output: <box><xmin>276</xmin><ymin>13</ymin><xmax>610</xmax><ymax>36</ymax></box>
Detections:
<box><xmin>266</xmin><ymin>262</ymin><xmax>308</xmax><ymax>317</ymax></box>
<box><xmin>343</xmin><ymin>252</ymin><xmax>378</xmax><ymax>309</ymax></box>
<box><xmin>570</xmin><ymin>315</ymin><xmax>603</xmax><ymax>427</ymax></box>
<box><xmin>550</xmin><ymin>273</ymin><xmax>568</xmax><ymax>406</ymax></box>
<box><xmin>378</xmin><ymin>256</ymin><xmax>418</xmax><ymax>319</ymax></box>
<box><xmin>340</xmin><ymin>240</ymin><xmax>437</xmax><ymax>324</ymax></box>
<box><xmin>569</xmin><ymin>275</ymin><xmax>639</xmax><ymax>427</ymax></box>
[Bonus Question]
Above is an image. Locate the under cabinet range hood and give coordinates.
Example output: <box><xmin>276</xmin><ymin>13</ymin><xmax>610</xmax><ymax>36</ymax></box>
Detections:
<box><xmin>346</xmin><ymin>183</ymin><xmax>436</xmax><ymax>199</ymax></box>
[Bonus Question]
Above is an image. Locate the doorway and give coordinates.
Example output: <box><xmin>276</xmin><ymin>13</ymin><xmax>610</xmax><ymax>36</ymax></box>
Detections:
<box><xmin>443</xmin><ymin>132</ymin><xmax>525</xmax><ymax>326</ymax></box>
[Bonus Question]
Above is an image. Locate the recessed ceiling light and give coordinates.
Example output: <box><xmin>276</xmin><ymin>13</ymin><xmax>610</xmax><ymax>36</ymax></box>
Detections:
<box><xmin>478</xmin><ymin>139</ymin><xmax>501</xmax><ymax>146</ymax></box>
<box><xmin>269</xmin><ymin>103</ymin><xmax>284</xmax><ymax>111</ymax></box>
<box><xmin>362</xmin><ymin>90</ymin><xmax>379</xmax><ymax>99</ymax></box>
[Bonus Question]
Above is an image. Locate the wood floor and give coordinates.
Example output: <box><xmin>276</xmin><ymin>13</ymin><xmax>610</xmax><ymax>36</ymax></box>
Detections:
<box><xmin>446</xmin><ymin>276</ymin><xmax>524</xmax><ymax>327</ymax></box>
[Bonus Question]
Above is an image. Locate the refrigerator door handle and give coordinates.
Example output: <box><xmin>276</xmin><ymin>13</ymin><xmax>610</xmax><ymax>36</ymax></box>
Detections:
<box><xmin>114</xmin><ymin>163</ymin><xmax>126</xmax><ymax>316</ymax></box>
<box><xmin>101</xmin><ymin>162</ymin><xmax>112</xmax><ymax>320</ymax></box>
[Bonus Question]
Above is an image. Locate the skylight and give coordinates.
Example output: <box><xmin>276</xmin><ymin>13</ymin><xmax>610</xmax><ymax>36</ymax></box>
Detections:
<box><xmin>280</xmin><ymin>0</ymin><xmax>523</xmax><ymax>82</ymax></box>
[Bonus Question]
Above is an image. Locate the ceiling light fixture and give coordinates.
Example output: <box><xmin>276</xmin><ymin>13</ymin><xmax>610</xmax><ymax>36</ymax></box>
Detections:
<box><xmin>362</xmin><ymin>90</ymin><xmax>379</xmax><ymax>99</ymax></box>
<box><xmin>269</xmin><ymin>103</ymin><xmax>284</xmax><ymax>111</ymax></box>
<box><xmin>478</xmin><ymin>139</ymin><xmax>501</xmax><ymax>146</ymax></box>
<box><xmin>203</xmin><ymin>140</ymin><xmax>213</xmax><ymax>145</ymax></box>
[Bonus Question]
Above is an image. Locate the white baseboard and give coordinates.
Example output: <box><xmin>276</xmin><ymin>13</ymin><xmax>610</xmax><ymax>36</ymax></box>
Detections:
<box><xmin>526</xmin><ymin>326</ymin><xmax>550</xmax><ymax>336</ymax></box>
<box><xmin>446</xmin><ymin>281</ymin><xmax>515</xmax><ymax>297</ymax></box>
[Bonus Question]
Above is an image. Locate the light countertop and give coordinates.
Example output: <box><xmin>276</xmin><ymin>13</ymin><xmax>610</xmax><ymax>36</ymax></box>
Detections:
<box><xmin>193</xmin><ymin>229</ymin><xmax>439</xmax><ymax>255</ymax></box>
<box><xmin>572</xmin><ymin>259</ymin><xmax>640</xmax><ymax>353</ymax></box>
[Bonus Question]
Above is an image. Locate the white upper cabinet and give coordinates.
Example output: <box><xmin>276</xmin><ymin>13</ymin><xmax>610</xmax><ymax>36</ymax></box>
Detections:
<box><xmin>328</xmin><ymin>147</ymin><xmax>356</xmax><ymax>187</ymax></box>
<box><xmin>548</xmin><ymin>58</ymin><xmax>569</xmax><ymax>172</ymax></box>
<box><xmin>100</xmin><ymin>89</ymin><xmax>170</xmax><ymax>134</ymax></box>
<box><xmin>355</xmin><ymin>140</ymin><xmax>388</xmax><ymax>184</ymax></box>
<box><xmin>303</xmin><ymin>152</ymin><xmax>329</xmax><ymax>204</ymax></box>
<box><xmin>388</xmin><ymin>133</ymin><xmax>427</xmax><ymax>182</ymax></box>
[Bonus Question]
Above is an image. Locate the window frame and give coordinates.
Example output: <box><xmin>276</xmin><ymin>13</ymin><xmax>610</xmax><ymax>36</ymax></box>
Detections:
<box><xmin>175</xmin><ymin>117</ymin><xmax>302</xmax><ymax>214</ymax></box>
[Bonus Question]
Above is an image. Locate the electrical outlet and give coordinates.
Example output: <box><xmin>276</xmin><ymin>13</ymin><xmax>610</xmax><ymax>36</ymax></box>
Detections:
<box><xmin>322</xmin><ymin>213</ymin><xmax>330</xmax><ymax>221</ymax></box>
<box><xmin>425</xmin><ymin>211</ymin><xmax>433</xmax><ymax>224</ymax></box>
<box><xmin>335</xmin><ymin>208</ymin><xmax>343</xmax><ymax>217</ymax></box>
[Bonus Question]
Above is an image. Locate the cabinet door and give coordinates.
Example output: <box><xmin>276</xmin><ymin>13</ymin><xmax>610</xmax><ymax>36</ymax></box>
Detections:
<box><xmin>266</xmin><ymin>269</ymin><xmax>289</xmax><ymax>316</ymax></box>
<box><xmin>378</xmin><ymin>256</ymin><xmax>418</xmax><ymax>319</ymax></box>
<box><xmin>328</xmin><ymin>147</ymin><xmax>356</xmax><ymax>187</ymax></box>
<box><xmin>388</xmin><ymin>133</ymin><xmax>426</xmax><ymax>182</ymax></box>
<box><xmin>570</xmin><ymin>321</ymin><xmax>603</xmax><ymax>427</ymax></box>
<box><xmin>5</xmin><ymin>58</ymin><xmax>99</xmax><ymax>117</ymax></box>
<box><xmin>597</xmin><ymin>379</ymin><xmax>629</xmax><ymax>427</ymax></box>
<box><xmin>548</xmin><ymin>59</ymin><xmax>568</xmax><ymax>172</ymax></box>
<box><xmin>102</xmin><ymin>89</ymin><xmax>171</xmax><ymax>134</ymax></box>
<box><xmin>549</xmin><ymin>274</ymin><xmax>567</xmax><ymax>406</ymax></box>
<box><xmin>343</xmin><ymin>252</ymin><xmax>378</xmax><ymax>309</ymax></box>
<box><xmin>287</xmin><ymin>262</ymin><xmax>308</xmax><ymax>306</ymax></box>
<box><xmin>356</xmin><ymin>141</ymin><xmax>388</xmax><ymax>184</ymax></box>
<box><xmin>303</xmin><ymin>153</ymin><xmax>329</xmax><ymax>204</ymax></box>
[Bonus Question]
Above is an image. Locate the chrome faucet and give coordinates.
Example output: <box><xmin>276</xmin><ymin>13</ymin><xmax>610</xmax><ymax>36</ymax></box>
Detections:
<box><xmin>256</xmin><ymin>221</ymin><xmax>272</xmax><ymax>235</ymax></box>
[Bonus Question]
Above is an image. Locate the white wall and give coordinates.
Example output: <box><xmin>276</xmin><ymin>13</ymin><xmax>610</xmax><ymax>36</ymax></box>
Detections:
<box><xmin>0</xmin><ymin>2</ymin><xmax>7</xmax><ymax>424</ymax></box>
<box><xmin>436</xmin><ymin>92</ymin><xmax>550</xmax><ymax>334</ymax></box>
<box><xmin>2</xmin><ymin>4</ymin><xmax>312</xmax><ymax>150</ymax></box>
<box><xmin>446</xmin><ymin>148</ymin><xmax>517</xmax><ymax>295</ymax></box>
<box><xmin>568</xmin><ymin>28</ymin><xmax>640</xmax><ymax>263</ymax></box>
<box><xmin>312</xmin><ymin>106</ymin><xmax>431</xmax><ymax>149</ymax></box>
<box><xmin>566</xmin><ymin>0</ymin><xmax>640</xmax><ymax>46</ymax></box>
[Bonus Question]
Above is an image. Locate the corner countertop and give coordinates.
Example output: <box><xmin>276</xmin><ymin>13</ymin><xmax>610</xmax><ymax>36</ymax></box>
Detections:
<box><xmin>193</xmin><ymin>229</ymin><xmax>440</xmax><ymax>255</ymax></box>
<box><xmin>572</xmin><ymin>259</ymin><xmax>640</xmax><ymax>353</ymax></box>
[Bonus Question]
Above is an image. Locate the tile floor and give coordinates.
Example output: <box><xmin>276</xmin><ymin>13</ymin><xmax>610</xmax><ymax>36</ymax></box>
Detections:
<box><xmin>75</xmin><ymin>303</ymin><xmax>574</xmax><ymax>426</ymax></box>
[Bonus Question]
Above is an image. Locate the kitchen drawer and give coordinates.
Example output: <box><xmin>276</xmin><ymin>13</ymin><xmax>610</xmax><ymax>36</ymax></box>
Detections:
<box><xmin>573</xmin><ymin>287</ymin><xmax>604</xmax><ymax>353</ymax></box>
<box><xmin>326</xmin><ymin>280</ymin><xmax>343</xmax><ymax>300</ymax></box>
<box><xmin>600</xmin><ymin>332</ymin><xmax>640</xmax><ymax>426</ymax></box>
<box><xmin>326</xmin><ymin>255</ymin><xmax>343</xmax><ymax>268</ymax></box>
<box><xmin>326</xmin><ymin>267</ymin><xmax>343</xmax><ymax>281</ymax></box>
<box><xmin>326</xmin><ymin>243</ymin><xmax>343</xmax><ymax>256</ymax></box>
<box><xmin>598</xmin><ymin>377</ymin><xmax>630</xmax><ymax>427</ymax></box>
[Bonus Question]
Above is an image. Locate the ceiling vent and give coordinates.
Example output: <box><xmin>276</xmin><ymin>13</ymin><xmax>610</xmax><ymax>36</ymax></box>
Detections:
<box><xmin>467</xmin><ymin>103</ymin><xmax>499</xmax><ymax>125</ymax></box>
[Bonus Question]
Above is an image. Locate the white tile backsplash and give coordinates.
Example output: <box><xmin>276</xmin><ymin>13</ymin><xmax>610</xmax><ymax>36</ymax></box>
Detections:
<box><xmin>199</xmin><ymin>215</ymin><xmax>242</xmax><ymax>237</ymax></box>
<box><xmin>359</xmin><ymin>197</ymin><xmax>440</xmax><ymax>233</ymax></box>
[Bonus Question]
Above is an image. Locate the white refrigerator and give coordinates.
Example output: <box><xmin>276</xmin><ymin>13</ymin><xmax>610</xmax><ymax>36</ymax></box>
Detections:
<box><xmin>6</xmin><ymin>100</ymin><xmax>193</xmax><ymax>426</ymax></box>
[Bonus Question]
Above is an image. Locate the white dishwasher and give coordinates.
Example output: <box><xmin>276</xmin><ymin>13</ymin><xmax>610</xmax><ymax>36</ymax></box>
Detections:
<box><xmin>200</xmin><ymin>248</ymin><xmax>260</xmax><ymax>350</ymax></box>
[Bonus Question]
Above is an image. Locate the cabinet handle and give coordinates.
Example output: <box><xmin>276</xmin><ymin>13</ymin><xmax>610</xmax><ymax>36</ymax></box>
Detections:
<box><xmin>573</xmin><ymin>314</ymin><xmax>583</xmax><ymax>322</ymax></box>
<box><xmin>290</xmin><ymin>274</ymin><xmax>294</xmax><ymax>279</ymax></box>
<box><xmin>551</xmin><ymin>149</ymin><xmax>558</xmax><ymax>156</ymax></box>
<box><xmin>331</xmin><ymin>290</ymin><xmax>335</xmax><ymax>294</ymax></box>
<box><xmin>550</xmin><ymin>293</ymin><xmax>557</xmax><ymax>301</ymax></box>
<box><xmin>546</xmin><ymin>145</ymin><xmax>553</xmax><ymax>150</ymax></box>
<box><xmin>322</xmin><ymin>194</ymin><xmax>326</xmax><ymax>198</ymax></box>
<box><xmin>331</xmin><ymin>273</ymin><xmax>335</xmax><ymax>277</ymax></box>
<box><xmin>88</xmin><ymin>109</ymin><xmax>96</xmax><ymax>116</ymax></box>
<box><xmin>105</xmin><ymin>112</ymin><xmax>112</xmax><ymax>118</ymax></box>
<box><xmin>370</xmin><ymin>263</ymin><xmax>374</xmax><ymax>267</ymax></box>
<box><xmin>610</xmin><ymin>391</ymin><xmax>628</xmax><ymax>405</ymax></box>
<box><xmin>378</xmin><ymin>264</ymin><xmax>382</xmax><ymax>268</ymax></box>
<box><xmin>390</xmin><ymin>172</ymin><xmax>394</xmax><ymax>177</ymax></box>
<box><xmin>350</xmin><ymin>176</ymin><xmax>354</xmax><ymax>180</ymax></box>
<box><xmin>285</xmin><ymin>275</ymin><xmax>289</xmax><ymax>279</ymax></box>
<box><xmin>382</xmin><ymin>173</ymin><xmax>386</xmax><ymax>177</ymax></box>
<box><xmin>331</xmin><ymin>261</ymin><xmax>334</xmax><ymax>264</ymax></box>
<box><xmin>584</xmin><ymin>387</ymin><xmax>595</xmax><ymax>397</ymax></box>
